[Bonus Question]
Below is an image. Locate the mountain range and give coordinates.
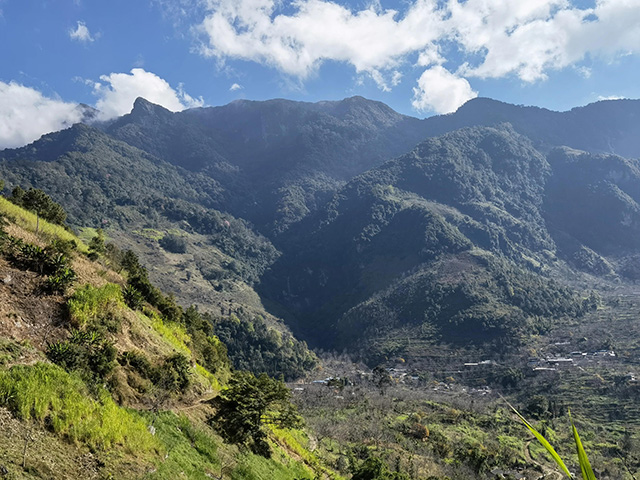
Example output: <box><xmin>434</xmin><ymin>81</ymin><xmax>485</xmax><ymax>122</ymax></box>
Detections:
<box><xmin>2</xmin><ymin>95</ymin><xmax>640</xmax><ymax>363</ymax></box>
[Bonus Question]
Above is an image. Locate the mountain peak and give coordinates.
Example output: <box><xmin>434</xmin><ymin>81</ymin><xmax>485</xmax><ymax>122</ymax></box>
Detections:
<box><xmin>130</xmin><ymin>97</ymin><xmax>171</xmax><ymax>117</ymax></box>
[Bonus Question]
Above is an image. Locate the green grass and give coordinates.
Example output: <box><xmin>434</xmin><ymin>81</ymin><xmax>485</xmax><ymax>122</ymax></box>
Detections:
<box><xmin>0</xmin><ymin>339</ymin><xmax>31</xmax><ymax>366</ymax></box>
<box><xmin>67</xmin><ymin>283</ymin><xmax>125</xmax><ymax>328</ymax></box>
<box><xmin>231</xmin><ymin>450</ymin><xmax>313</xmax><ymax>480</ymax></box>
<box><xmin>195</xmin><ymin>363</ymin><xmax>223</xmax><ymax>391</ymax></box>
<box><xmin>0</xmin><ymin>196</ymin><xmax>88</xmax><ymax>252</ymax></box>
<box><xmin>77</xmin><ymin>226</ymin><xmax>100</xmax><ymax>245</ymax></box>
<box><xmin>143</xmin><ymin>412</ymin><xmax>222</xmax><ymax>480</ymax></box>
<box><xmin>144</xmin><ymin>310</ymin><xmax>191</xmax><ymax>356</ymax></box>
<box><xmin>0</xmin><ymin>363</ymin><xmax>157</xmax><ymax>452</ymax></box>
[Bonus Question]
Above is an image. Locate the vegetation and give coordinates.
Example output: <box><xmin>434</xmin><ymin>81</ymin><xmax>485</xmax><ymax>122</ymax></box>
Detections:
<box><xmin>509</xmin><ymin>402</ymin><xmax>597</xmax><ymax>479</ymax></box>
<box><xmin>0</xmin><ymin>363</ymin><xmax>156</xmax><ymax>452</ymax></box>
<box><xmin>4</xmin><ymin>97</ymin><xmax>640</xmax><ymax>478</ymax></box>
<box><xmin>210</xmin><ymin>371</ymin><xmax>303</xmax><ymax>457</ymax></box>
<box><xmin>0</xmin><ymin>223</ymin><xmax>78</xmax><ymax>294</ymax></box>
<box><xmin>9</xmin><ymin>186</ymin><xmax>67</xmax><ymax>227</ymax></box>
<box><xmin>211</xmin><ymin>313</ymin><xmax>317</xmax><ymax>380</ymax></box>
<box><xmin>47</xmin><ymin>329</ymin><xmax>117</xmax><ymax>382</ymax></box>
<box><xmin>159</xmin><ymin>232</ymin><xmax>187</xmax><ymax>253</ymax></box>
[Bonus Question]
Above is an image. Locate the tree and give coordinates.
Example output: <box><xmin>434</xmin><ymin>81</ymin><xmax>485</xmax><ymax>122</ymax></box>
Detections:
<box><xmin>209</xmin><ymin>371</ymin><xmax>302</xmax><ymax>457</ymax></box>
<box><xmin>373</xmin><ymin>365</ymin><xmax>392</xmax><ymax>395</ymax></box>
<box><xmin>351</xmin><ymin>456</ymin><xmax>410</xmax><ymax>480</ymax></box>
<box><xmin>88</xmin><ymin>228</ymin><xmax>106</xmax><ymax>259</ymax></box>
<box><xmin>11</xmin><ymin>187</ymin><xmax>67</xmax><ymax>231</ymax></box>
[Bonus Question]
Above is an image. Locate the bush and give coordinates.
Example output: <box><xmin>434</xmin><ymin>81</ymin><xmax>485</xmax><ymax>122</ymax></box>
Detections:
<box><xmin>123</xmin><ymin>284</ymin><xmax>144</xmax><ymax>310</ymax></box>
<box><xmin>47</xmin><ymin>329</ymin><xmax>117</xmax><ymax>381</ymax></box>
<box><xmin>46</xmin><ymin>266</ymin><xmax>77</xmax><ymax>294</ymax></box>
<box><xmin>119</xmin><ymin>350</ymin><xmax>154</xmax><ymax>379</ymax></box>
<box><xmin>2</xmin><ymin>236</ymin><xmax>77</xmax><ymax>294</ymax></box>
<box><xmin>153</xmin><ymin>353</ymin><xmax>192</xmax><ymax>393</ymax></box>
<box><xmin>159</xmin><ymin>233</ymin><xmax>187</xmax><ymax>254</ymax></box>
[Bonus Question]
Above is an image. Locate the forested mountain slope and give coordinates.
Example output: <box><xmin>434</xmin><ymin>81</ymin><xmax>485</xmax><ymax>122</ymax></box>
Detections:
<box><xmin>423</xmin><ymin>97</ymin><xmax>640</xmax><ymax>157</ymax></box>
<box><xmin>103</xmin><ymin>96</ymin><xmax>430</xmax><ymax>234</ymax></box>
<box><xmin>261</xmin><ymin>126</ymin><xmax>587</xmax><ymax>357</ymax></box>
<box><xmin>2</xmin><ymin>96</ymin><xmax>640</xmax><ymax>364</ymax></box>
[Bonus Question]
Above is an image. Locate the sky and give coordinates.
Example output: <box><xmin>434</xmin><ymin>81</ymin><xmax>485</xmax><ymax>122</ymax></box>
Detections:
<box><xmin>1</xmin><ymin>0</ymin><xmax>640</xmax><ymax>148</ymax></box>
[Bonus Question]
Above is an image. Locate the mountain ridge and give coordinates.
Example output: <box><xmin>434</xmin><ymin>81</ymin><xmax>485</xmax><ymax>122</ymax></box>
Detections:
<box><xmin>2</xmin><ymin>95</ymin><xmax>640</xmax><ymax>363</ymax></box>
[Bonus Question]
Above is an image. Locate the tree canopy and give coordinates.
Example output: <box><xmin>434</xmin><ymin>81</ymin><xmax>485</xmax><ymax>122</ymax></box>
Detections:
<box><xmin>209</xmin><ymin>371</ymin><xmax>302</xmax><ymax>457</ymax></box>
<box><xmin>10</xmin><ymin>186</ymin><xmax>67</xmax><ymax>226</ymax></box>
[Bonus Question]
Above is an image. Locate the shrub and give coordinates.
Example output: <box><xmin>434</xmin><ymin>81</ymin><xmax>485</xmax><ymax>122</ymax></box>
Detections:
<box><xmin>123</xmin><ymin>284</ymin><xmax>144</xmax><ymax>310</ymax></box>
<box><xmin>153</xmin><ymin>353</ymin><xmax>192</xmax><ymax>394</ymax></box>
<box><xmin>47</xmin><ymin>329</ymin><xmax>117</xmax><ymax>381</ymax></box>
<box><xmin>45</xmin><ymin>266</ymin><xmax>77</xmax><ymax>294</ymax></box>
<box><xmin>119</xmin><ymin>350</ymin><xmax>154</xmax><ymax>379</ymax></box>
<box><xmin>87</xmin><ymin>228</ymin><xmax>106</xmax><ymax>260</ymax></box>
<box><xmin>159</xmin><ymin>233</ymin><xmax>187</xmax><ymax>254</ymax></box>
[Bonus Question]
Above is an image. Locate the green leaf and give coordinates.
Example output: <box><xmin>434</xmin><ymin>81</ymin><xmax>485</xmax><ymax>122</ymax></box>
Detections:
<box><xmin>506</xmin><ymin>400</ymin><xmax>573</xmax><ymax>478</ymax></box>
<box><xmin>570</xmin><ymin>411</ymin><xmax>597</xmax><ymax>480</ymax></box>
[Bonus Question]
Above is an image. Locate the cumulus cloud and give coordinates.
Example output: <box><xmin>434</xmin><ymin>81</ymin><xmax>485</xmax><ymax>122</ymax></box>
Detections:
<box><xmin>230</xmin><ymin>82</ymin><xmax>243</xmax><ymax>91</ymax></box>
<box><xmin>0</xmin><ymin>81</ymin><xmax>83</xmax><ymax>149</ymax></box>
<box><xmin>92</xmin><ymin>68</ymin><xmax>204</xmax><ymax>120</ymax></box>
<box><xmin>198</xmin><ymin>0</ymin><xmax>446</xmax><ymax>89</ymax></box>
<box><xmin>0</xmin><ymin>69</ymin><xmax>205</xmax><ymax>149</ymax></box>
<box><xmin>69</xmin><ymin>21</ymin><xmax>94</xmax><ymax>43</ymax></box>
<box><xmin>412</xmin><ymin>66</ymin><xmax>477</xmax><ymax>114</ymax></box>
<box><xmin>194</xmin><ymin>0</ymin><xmax>640</xmax><ymax>113</ymax></box>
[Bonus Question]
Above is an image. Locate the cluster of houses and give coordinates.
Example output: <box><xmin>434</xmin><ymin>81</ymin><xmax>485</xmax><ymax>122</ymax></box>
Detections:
<box><xmin>527</xmin><ymin>349</ymin><xmax>616</xmax><ymax>371</ymax></box>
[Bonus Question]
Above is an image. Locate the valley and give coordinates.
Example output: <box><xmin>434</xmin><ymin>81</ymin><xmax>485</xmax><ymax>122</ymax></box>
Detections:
<box><xmin>2</xmin><ymin>95</ymin><xmax>640</xmax><ymax>478</ymax></box>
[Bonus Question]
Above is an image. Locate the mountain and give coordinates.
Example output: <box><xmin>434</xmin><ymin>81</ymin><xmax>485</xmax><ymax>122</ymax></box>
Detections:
<box><xmin>3</xmin><ymin>95</ymin><xmax>640</xmax><ymax>364</ymax></box>
<box><xmin>423</xmin><ymin>97</ymin><xmax>640</xmax><ymax>157</ymax></box>
<box><xmin>103</xmin><ymin>96</ymin><xmax>431</xmax><ymax>234</ymax></box>
<box><xmin>260</xmin><ymin>125</ymin><xmax>586</xmax><ymax>357</ymax></box>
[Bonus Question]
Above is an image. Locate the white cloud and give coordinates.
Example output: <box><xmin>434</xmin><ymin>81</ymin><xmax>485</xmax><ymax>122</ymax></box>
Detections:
<box><xmin>412</xmin><ymin>66</ymin><xmax>477</xmax><ymax>114</ymax></box>
<box><xmin>93</xmin><ymin>68</ymin><xmax>204</xmax><ymax>120</ymax></box>
<box><xmin>0</xmin><ymin>69</ymin><xmax>205</xmax><ymax>149</ymax></box>
<box><xmin>194</xmin><ymin>0</ymin><xmax>640</xmax><ymax>114</ymax></box>
<box><xmin>230</xmin><ymin>82</ymin><xmax>243</xmax><ymax>91</ymax></box>
<box><xmin>0</xmin><ymin>81</ymin><xmax>83</xmax><ymax>149</ymax></box>
<box><xmin>198</xmin><ymin>0</ymin><xmax>446</xmax><ymax>89</ymax></box>
<box><xmin>69</xmin><ymin>21</ymin><xmax>94</xmax><ymax>43</ymax></box>
<box><xmin>597</xmin><ymin>95</ymin><xmax>626</xmax><ymax>101</ymax></box>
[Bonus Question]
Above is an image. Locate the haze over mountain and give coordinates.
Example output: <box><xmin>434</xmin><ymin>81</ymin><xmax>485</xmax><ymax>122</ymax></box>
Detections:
<box><xmin>2</xmin><ymin>95</ymin><xmax>640</xmax><ymax>362</ymax></box>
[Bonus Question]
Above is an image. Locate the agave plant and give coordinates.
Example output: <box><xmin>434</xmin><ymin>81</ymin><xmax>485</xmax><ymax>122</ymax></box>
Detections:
<box><xmin>507</xmin><ymin>400</ymin><xmax>597</xmax><ymax>479</ymax></box>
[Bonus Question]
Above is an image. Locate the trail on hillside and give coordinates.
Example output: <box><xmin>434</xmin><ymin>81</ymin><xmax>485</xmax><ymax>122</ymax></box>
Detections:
<box><xmin>524</xmin><ymin>440</ymin><xmax>564</xmax><ymax>480</ymax></box>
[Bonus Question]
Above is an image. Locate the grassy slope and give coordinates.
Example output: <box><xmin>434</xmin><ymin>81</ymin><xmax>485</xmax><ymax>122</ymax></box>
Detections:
<box><xmin>0</xmin><ymin>201</ymin><xmax>330</xmax><ymax>480</ymax></box>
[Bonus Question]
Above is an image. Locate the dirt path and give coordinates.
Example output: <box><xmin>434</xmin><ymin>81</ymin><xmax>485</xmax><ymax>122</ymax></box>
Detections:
<box><xmin>523</xmin><ymin>440</ymin><xmax>564</xmax><ymax>480</ymax></box>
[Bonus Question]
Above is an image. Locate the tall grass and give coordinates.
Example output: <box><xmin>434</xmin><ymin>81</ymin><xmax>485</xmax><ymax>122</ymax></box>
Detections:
<box><xmin>143</xmin><ymin>310</ymin><xmax>191</xmax><ymax>356</ymax></box>
<box><xmin>0</xmin><ymin>197</ymin><xmax>87</xmax><ymax>252</ymax></box>
<box><xmin>0</xmin><ymin>363</ymin><xmax>157</xmax><ymax>452</ymax></box>
<box><xmin>67</xmin><ymin>283</ymin><xmax>125</xmax><ymax>328</ymax></box>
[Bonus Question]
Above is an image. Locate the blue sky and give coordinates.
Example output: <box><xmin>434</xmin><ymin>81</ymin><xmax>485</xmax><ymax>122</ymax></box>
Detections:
<box><xmin>1</xmin><ymin>0</ymin><xmax>640</xmax><ymax>148</ymax></box>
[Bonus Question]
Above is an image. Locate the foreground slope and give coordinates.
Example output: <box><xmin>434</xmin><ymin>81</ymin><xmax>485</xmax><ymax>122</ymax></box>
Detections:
<box><xmin>0</xmin><ymin>198</ymin><xmax>330</xmax><ymax>480</ymax></box>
